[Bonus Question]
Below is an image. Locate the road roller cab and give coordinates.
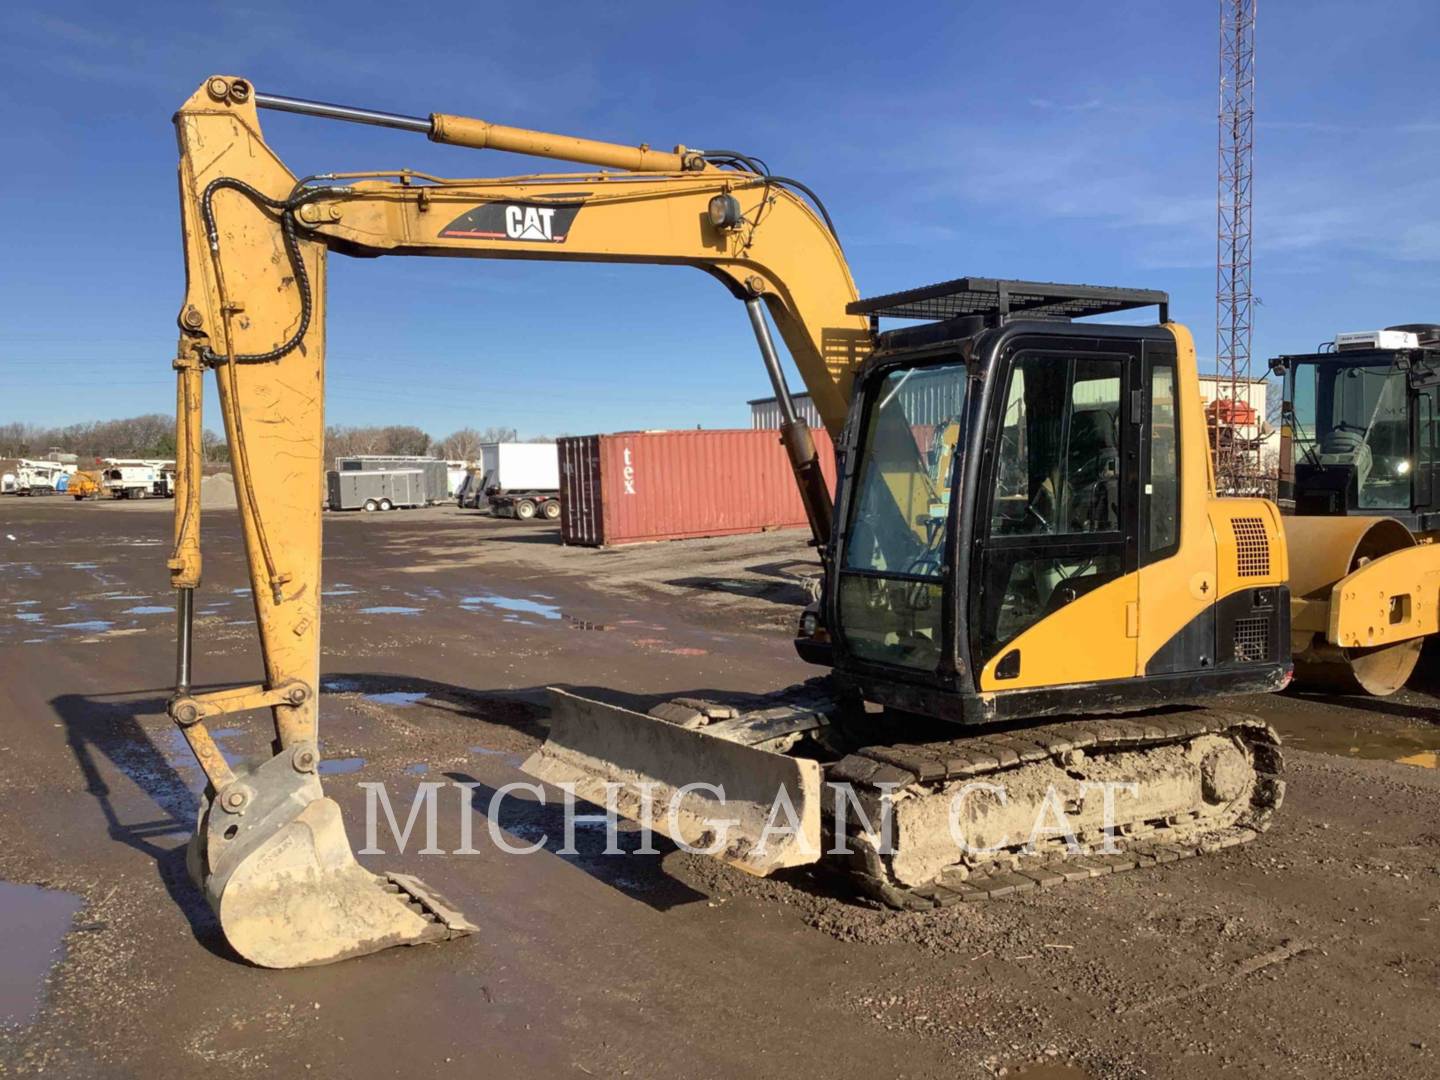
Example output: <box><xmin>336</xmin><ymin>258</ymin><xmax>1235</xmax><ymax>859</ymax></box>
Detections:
<box><xmin>1272</xmin><ymin>325</ymin><xmax>1440</xmax><ymax>694</ymax></box>
<box><xmin>1274</xmin><ymin>324</ymin><xmax>1440</xmax><ymax>528</ymax></box>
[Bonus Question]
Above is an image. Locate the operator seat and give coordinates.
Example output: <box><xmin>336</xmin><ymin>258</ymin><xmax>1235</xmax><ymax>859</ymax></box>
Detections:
<box><xmin>1066</xmin><ymin>408</ymin><xmax>1119</xmax><ymax>532</ymax></box>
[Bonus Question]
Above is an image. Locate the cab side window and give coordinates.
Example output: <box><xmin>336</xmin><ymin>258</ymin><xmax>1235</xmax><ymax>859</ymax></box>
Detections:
<box><xmin>1147</xmin><ymin>361</ymin><xmax>1179</xmax><ymax>557</ymax></box>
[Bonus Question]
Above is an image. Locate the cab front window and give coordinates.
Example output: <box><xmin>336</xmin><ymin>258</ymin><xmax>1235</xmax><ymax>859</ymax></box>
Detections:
<box><xmin>1289</xmin><ymin>360</ymin><xmax>1411</xmax><ymax>509</ymax></box>
<box><xmin>838</xmin><ymin>362</ymin><xmax>968</xmax><ymax>671</ymax></box>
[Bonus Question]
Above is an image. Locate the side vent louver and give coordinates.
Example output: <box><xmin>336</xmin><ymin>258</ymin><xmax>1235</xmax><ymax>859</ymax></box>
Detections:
<box><xmin>1231</xmin><ymin>517</ymin><xmax>1270</xmax><ymax>578</ymax></box>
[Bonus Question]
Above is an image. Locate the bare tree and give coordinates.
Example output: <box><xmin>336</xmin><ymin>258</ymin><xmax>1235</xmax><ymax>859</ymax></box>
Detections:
<box><xmin>201</xmin><ymin>428</ymin><xmax>229</xmax><ymax>463</ymax></box>
<box><xmin>437</xmin><ymin>427</ymin><xmax>484</xmax><ymax>460</ymax></box>
<box><xmin>378</xmin><ymin>425</ymin><xmax>431</xmax><ymax>456</ymax></box>
<box><xmin>0</xmin><ymin>413</ymin><xmax>181</xmax><ymax>460</ymax></box>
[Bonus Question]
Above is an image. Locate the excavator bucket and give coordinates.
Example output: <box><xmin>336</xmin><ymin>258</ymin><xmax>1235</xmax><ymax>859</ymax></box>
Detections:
<box><xmin>522</xmin><ymin>689</ymin><xmax>824</xmax><ymax>876</ymax></box>
<box><xmin>187</xmin><ymin>742</ymin><xmax>476</xmax><ymax>968</ymax></box>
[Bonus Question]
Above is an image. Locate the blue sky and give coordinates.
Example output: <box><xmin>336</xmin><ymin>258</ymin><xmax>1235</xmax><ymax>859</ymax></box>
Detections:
<box><xmin>2</xmin><ymin>1</ymin><xmax>1436</xmax><ymax>438</ymax></box>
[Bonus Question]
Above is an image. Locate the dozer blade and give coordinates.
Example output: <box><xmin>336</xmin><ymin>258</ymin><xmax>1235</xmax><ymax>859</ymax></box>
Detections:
<box><xmin>188</xmin><ymin>741</ymin><xmax>477</xmax><ymax>968</ymax></box>
<box><xmin>522</xmin><ymin>689</ymin><xmax>824</xmax><ymax>876</ymax></box>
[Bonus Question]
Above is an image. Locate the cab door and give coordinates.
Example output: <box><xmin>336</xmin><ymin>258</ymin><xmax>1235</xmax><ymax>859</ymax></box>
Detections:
<box><xmin>971</xmin><ymin>342</ymin><xmax>1142</xmax><ymax>691</ymax></box>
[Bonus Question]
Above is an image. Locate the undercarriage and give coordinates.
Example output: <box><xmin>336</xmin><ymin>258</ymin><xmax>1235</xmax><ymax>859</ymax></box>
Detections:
<box><xmin>526</xmin><ymin>683</ymin><xmax>1285</xmax><ymax>910</ymax></box>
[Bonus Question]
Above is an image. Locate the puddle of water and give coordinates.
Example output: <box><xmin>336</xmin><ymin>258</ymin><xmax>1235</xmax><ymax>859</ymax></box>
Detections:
<box><xmin>322</xmin><ymin>588</ymin><xmax>358</xmax><ymax>597</ymax></box>
<box><xmin>67</xmin><ymin>562</ymin><xmax>98</xmax><ymax>570</ymax></box>
<box><xmin>231</xmin><ymin>587</ymin><xmax>251</xmax><ymax>595</ymax></box>
<box><xmin>469</xmin><ymin>746</ymin><xmax>526</xmax><ymax>766</ymax></box>
<box><xmin>15</xmin><ymin>613</ymin><xmax>42</xmax><ymax>623</ymax></box>
<box><xmin>56</xmin><ymin>620</ymin><xmax>113</xmax><ymax>633</ymax></box>
<box><xmin>321</xmin><ymin>677</ymin><xmax>363</xmax><ymax>693</ymax></box>
<box><xmin>1274</xmin><ymin>709</ymin><xmax>1440</xmax><ymax>770</ymax></box>
<box><xmin>319</xmin><ymin>757</ymin><xmax>366</xmax><ymax>775</ymax></box>
<box><xmin>99</xmin><ymin>594</ymin><xmax>147</xmax><ymax>602</ymax></box>
<box><xmin>158</xmin><ymin>727</ymin><xmax>245</xmax><ymax>773</ymax></box>
<box><xmin>123</xmin><ymin>606</ymin><xmax>173</xmax><ymax>616</ymax></box>
<box><xmin>0</xmin><ymin>882</ymin><xmax>84</xmax><ymax>1029</ymax></box>
<box><xmin>405</xmin><ymin>763</ymin><xmax>430</xmax><ymax>776</ymax></box>
<box><xmin>359</xmin><ymin>606</ymin><xmax>421</xmax><ymax>615</ymax></box>
<box><xmin>460</xmin><ymin>594</ymin><xmax>562</xmax><ymax>620</ymax></box>
<box><xmin>12</xmin><ymin>600</ymin><xmax>40</xmax><ymax>607</ymax></box>
<box><xmin>366</xmin><ymin>691</ymin><xmax>427</xmax><ymax>707</ymax></box>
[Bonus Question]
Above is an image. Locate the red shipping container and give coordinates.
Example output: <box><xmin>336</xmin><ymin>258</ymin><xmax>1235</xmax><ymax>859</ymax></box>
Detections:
<box><xmin>559</xmin><ymin>428</ymin><xmax>837</xmax><ymax>546</ymax></box>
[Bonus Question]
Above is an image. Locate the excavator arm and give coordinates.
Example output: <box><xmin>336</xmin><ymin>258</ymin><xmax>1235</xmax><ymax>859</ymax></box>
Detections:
<box><xmin>167</xmin><ymin>76</ymin><xmax>871</xmax><ymax>967</ymax></box>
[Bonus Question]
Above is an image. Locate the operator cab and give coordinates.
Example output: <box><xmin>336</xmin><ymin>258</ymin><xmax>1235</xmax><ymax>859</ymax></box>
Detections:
<box><xmin>796</xmin><ymin>278</ymin><xmax>1238</xmax><ymax>724</ymax></box>
<box><xmin>1272</xmin><ymin>324</ymin><xmax>1440</xmax><ymax>531</ymax></box>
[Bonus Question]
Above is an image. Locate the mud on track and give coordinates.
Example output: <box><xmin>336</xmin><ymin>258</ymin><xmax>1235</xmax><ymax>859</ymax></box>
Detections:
<box><xmin>0</xmin><ymin>499</ymin><xmax>1437</xmax><ymax>1079</ymax></box>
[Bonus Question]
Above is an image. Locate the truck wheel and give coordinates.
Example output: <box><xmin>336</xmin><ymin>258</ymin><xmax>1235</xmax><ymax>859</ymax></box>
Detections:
<box><xmin>379</xmin><ymin>499</ymin><xmax>394</xmax><ymax>511</ymax></box>
<box><xmin>542</xmin><ymin>500</ymin><xmax>561</xmax><ymax>520</ymax></box>
<box><xmin>363</xmin><ymin>499</ymin><xmax>379</xmax><ymax>513</ymax></box>
<box><xmin>515</xmin><ymin>499</ymin><xmax>537</xmax><ymax>520</ymax></box>
<box><xmin>135</xmin><ymin>488</ymin><xmax>148</xmax><ymax>500</ymax></box>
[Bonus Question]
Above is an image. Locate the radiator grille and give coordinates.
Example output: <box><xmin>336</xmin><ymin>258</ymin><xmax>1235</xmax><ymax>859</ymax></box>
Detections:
<box><xmin>1233</xmin><ymin>615</ymin><xmax>1270</xmax><ymax>663</ymax></box>
<box><xmin>1231</xmin><ymin>517</ymin><xmax>1270</xmax><ymax>577</ymax></box>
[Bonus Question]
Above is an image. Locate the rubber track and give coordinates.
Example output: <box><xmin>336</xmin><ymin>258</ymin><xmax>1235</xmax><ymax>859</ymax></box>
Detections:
<box><xmin>825</xmin><ymin>709</ymin><xmax>1285</xmax><ymax>911</ymax></box>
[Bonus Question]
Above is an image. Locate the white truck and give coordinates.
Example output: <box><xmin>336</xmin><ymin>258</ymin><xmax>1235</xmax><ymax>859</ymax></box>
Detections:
<box><xmin>102</xmin><ymin>460</ymin><xmax>175</xmax><ymax>499</ymax></box>
<box><xmin>463</xmin><ymin>442</ymin><xmax>560</xmax><ymax>520</ymax></box>
<box><xmin>13</xmin><ymin>459</ymin><xmax>73</xmax><ymax>495</ymax></box>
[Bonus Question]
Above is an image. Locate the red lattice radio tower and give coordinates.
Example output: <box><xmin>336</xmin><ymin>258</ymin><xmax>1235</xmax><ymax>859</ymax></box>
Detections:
<box><xmin>1215</xmin><ymin>0</ymin><xmax>1257</xmax><ymax>493</ymax></box>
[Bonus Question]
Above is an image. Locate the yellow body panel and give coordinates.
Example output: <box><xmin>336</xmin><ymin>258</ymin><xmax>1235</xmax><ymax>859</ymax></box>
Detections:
<box><xmin>1326</xmin><ymin>542</ymin><xmax>1440</xmax><ymax>647</ymax></box>
<box><xmin>1281</xmin><ymin>514</ymin><xmax>1438</xmax><ymax>647</ymax></box>
<box><xmin>1210</xmin><ymin>497</ymin><xmax>1288</xmax><ymax>600</ymax></box>
<box><xmin>978</xmin><ymin>573</ymin><xmax>1138</xmax><ymax>691</ymax></box>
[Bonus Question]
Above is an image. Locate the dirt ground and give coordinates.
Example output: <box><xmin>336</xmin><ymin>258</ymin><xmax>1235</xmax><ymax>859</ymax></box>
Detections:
<box><xmin>0</xmin><ymin>498</ymin><xmax>1436</xmax><ymax>1079</ymax></box>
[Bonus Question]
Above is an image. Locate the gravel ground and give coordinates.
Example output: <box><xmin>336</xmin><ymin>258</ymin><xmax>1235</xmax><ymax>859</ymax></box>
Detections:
<box><xmin>0</xmin><ymin>499</ymin><xmax>1436</xmax><ymax>1079</ymax></box>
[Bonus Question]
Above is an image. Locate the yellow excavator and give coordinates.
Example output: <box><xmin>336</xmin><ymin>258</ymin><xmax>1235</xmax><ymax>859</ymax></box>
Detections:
<box><xmin>163</xmin><ymin>76</ymin><xmax>1427</xmax><ymax>968</ymax></box>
